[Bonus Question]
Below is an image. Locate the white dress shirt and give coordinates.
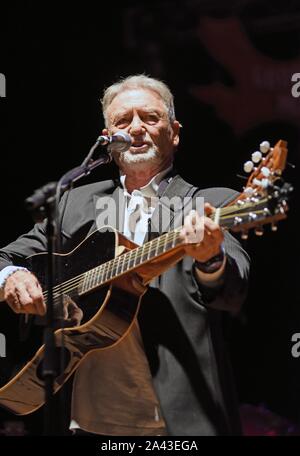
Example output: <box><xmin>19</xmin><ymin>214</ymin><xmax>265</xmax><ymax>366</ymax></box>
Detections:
<box><xmin>120</xmin><ymin>167</ymin><xmax>171</xmax><ymax>246</ymax></box>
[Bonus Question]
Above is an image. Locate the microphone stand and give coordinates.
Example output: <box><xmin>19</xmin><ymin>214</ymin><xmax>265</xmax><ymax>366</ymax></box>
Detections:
<box><xmin>25</xmin><ymin>142</ymin><xmax>112</xmax><ymax>435</ymax></box>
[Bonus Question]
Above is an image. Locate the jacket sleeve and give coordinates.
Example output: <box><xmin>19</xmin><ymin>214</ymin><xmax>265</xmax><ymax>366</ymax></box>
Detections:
<box><xmin>188</xmin><ymin>229</ymin><xmax>250</xmax><ymax>314</ymax></box>
<box><xmin>186</xmin><ymin>187</ymin><xmax>250</xmax><ymax>314</ymax></box>
<box><xmin>0</xmin><ymin>219</ymin><xmax>48</xmax><ymax>272</ymax></box>
<box><xmin>0</xmin><ymin>183</ymin><xmax>82</xmax><ymax>271</ymax></box>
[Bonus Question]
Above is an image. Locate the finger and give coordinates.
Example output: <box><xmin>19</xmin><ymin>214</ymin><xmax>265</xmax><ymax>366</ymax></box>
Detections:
<box><xmin>186</xmin><ymin>211</ymin><xmax>205</xmax><ymax>243</ymax></box>
<box><xmin>202</xmin><ymin>230</ymin><xmax>224</xmax><ymax>250</ymax></box>
<box><xmin>26</xmin><ymin>281</ymin><xmax>46</xmax><ymax>316</ymax></box>
<box><xmin>188</xmin><ymin>209</ymin><xmax>198</xmax><ymax>224</ymax></box>
<box><xmin>183</xmin><ymin>217</ymin><xmax>198</xmax><ymax>243</ymax></box>
<box><xmin>69</xmin><ymin>306</ymin><xmax>83</xmax><ymax>326</ymax></box>
<box><xmin>15</xmin><ymin>282</ymin><xmax>33</xmax><ymax>308</ymax></box>
<box><xmin>7</xmin><ymin>295</ymin><xmax>36</xmax><ymax>315</ymax></box>
<box><xmin>7</xmin><ymin>294</ymin><xmax>22</xmax><ymax>314</ymax></box>
<box><xmin>4</xmin><ymin>279</ymin><xmax>38</xmax><ymax>315</ymax></box>
<box><xmin>204</xmin><ymin>203</ymin><xmax>215</xmax><ymax>216</ymax></box>
<box><xmin>16</xmin><ymin>282</ymin><xmax>42</xmax><ymax>315</ymax></box>
<box><xmin>183</xmin><ymin>211</ymin><xmax>199</xmax><ymax>233</ymax></box>
<box><xmin>204</xmin><ymin>217</ymin><xmax>224</xmax><ymax>235</ymax></box>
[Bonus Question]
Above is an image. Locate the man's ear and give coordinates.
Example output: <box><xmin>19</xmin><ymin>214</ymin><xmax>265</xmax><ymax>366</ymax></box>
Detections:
<box><xmin>102</xmin><ymin>128</ymin><xmax>109</xmax><ymax>135</ymax></box>
<box><xmin>172</xmin><ymin>120</ymin><xmax>181</xmax><ymax>147</ymax></box>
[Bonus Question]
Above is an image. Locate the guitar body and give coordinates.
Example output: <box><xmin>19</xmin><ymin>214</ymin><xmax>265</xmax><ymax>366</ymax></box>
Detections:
<box><xmin>0</xmin><ymin>228</ymin><xmax>145</xmax><ymax>415</ymax></box>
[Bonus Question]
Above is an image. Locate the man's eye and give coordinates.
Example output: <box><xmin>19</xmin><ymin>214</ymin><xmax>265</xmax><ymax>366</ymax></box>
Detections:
<box><xmin>145</xmin><ymin>114</ymin><xmax>159</xmax><ymax>124</ymax></box>
<box><xmin>115</xmin><ymin>118</ymin><xmax>129</xmax><ymax>127</ymax></box>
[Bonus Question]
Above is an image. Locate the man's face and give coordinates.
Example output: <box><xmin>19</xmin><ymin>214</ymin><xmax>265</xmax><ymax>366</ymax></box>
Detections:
<box><xmin>105</xmin><ymin>88</ymin><xmax>180</xmax><ymax>170</ymax></box>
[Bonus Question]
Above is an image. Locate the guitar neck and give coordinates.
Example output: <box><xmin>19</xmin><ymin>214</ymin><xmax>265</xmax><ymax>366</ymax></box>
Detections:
<box><xmin>79</xmin><ymin>229</ymin><xmax>183</xmax><ymax>295</ymax></box>
<box><xmin>79</xmin><ymin>203</ymin><xmax>250</xmax><ymax>295</ymax></box>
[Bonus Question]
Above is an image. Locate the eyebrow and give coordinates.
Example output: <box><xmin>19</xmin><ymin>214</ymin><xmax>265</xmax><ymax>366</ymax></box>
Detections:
<box><xmin>111</xmin><ymin>108</ymin><xmax>166</xmax><ymax>120</ymax></box>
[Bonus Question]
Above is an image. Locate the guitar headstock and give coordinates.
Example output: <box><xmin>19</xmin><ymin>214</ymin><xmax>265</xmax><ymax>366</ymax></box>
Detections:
<box><xmin>224</xmin><ymin>140</ymin><xmax>293</xmax><ymax>238</ymax></box>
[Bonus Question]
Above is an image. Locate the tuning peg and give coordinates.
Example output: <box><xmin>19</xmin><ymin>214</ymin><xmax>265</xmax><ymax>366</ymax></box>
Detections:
<box><xmin>248</xmin><ymin>212</ymin><xmax>257</xmax><ymax>221</ymax></box>
<box><xmin>253</xmin><ymin>178</ymin><xmax>262</xmax><ymax>186</ymax></box>
<box><xmin>271</xmin><ymin>223</ymin><xmax>278</xmax><ymax>232</ymax></box>
<box><xmin>243</xmin><ymin>161</ymin><xmax>254</xmax><ymax>173</ymax></box>
<box><xmin>260</xmin><ymin>141</ymin><xmax>270</xmax><ymax>154</ymax></box>
<box><xmin>261</xmin><ymin>178</ymin><xmax>269</xmax><ymax>188</ymax></box>
<box><xmin>241</xmin><ymin>232</ymin><xmax>248</xmax><ymax>240</ymax></box>
<box><xmin>279</xmin><ymin>206</ymin><xmax>286</xmax><ymax>215</ymax></box>
<box><xmin>234</xmin><ymin>216</ymin><xmax>243</xmax><ymax>225</ymax></box>
<box><xmin>254</xmin><ymin>227</ymin><xmax>264</xmax><ymax>236</ymax></box>
<box><xmin>261</xmin><ymin>166</ymin><xmax>271</xmax><ymax>177</ymax></box>
<box><xmin>252</xmin><ymin>151</ymin><xmax>262</xmax><ymax>163</ymax></box>
<box><xmin>244</xmin><ymin>187</ymin><xmax>254</xmax><ymax>196</ymax></box>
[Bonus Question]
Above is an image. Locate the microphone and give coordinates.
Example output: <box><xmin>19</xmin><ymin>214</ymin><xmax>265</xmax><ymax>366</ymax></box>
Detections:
<box><xmin>96</xmin><ymin>131</ymin><xmax>132</xmax><ymax>153</ymax></box>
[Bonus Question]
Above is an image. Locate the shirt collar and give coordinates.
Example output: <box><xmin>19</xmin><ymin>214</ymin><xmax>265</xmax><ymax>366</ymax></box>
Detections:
<box><xmin>120</xmin><ymin>165</ymin><xmax>173</xmax><ymax>198</ymax></box>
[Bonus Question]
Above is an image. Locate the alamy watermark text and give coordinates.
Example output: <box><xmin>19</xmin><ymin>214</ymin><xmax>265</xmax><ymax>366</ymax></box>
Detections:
<box><xmin>0</xmin><ymin>73</ymin><xmax>6</xmax><ymax>97</ymax></box>
<box><xmin>291</xmin><ymin>73</ymin><xmax>300</xmax><ymax>98</ymax></box>
<box><xmin>0</xmin><ymin>333</ymin><xmax>6</xmax><ymax>357</ymax></box>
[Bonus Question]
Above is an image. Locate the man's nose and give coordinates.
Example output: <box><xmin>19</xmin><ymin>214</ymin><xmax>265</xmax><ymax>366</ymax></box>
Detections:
<box><xmin>129</xmin><ymin>116</ymin><xmax>145</xmax><ymax>135</ymax></box>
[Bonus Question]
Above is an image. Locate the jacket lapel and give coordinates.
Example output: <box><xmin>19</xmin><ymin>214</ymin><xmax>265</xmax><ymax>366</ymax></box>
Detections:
<box><xmin>90</xmin><ymin>185</ymin><xmax>125</xmax><ymax>235</ymax></box>
<box><xmin>149</xmin><ymin>175</ymin><xmax>196</xmax><ymax>238</ymax></box>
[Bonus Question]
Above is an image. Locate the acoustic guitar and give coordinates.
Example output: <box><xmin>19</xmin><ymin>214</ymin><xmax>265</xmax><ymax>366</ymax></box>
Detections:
<box><xmin>0</xmin><ymin>139</ymin><xmax>292</xmax><ymax>415</ymax></box>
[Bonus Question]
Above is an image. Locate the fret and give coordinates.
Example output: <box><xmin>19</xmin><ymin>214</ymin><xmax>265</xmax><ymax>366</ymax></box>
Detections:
<box><xmin>106</xmin><ymin>260</ymin><xmax>113</xmax><ymax>281</ymax></box>
<box><xmin>147</xmin><ymin>240</ymin><xmax>154</xmax><ymax>260</ymax></box>
<box><xmin>172</xmin><ymin>231</ymin><xmax>179</xmax><ymax>248</ymax></box>
<box><xmin>97</xmin><ymin>264</ymin><xmax>105</xmax><ymax>286</ymax></box>
<box><xmin>132</xmin><ymin>248</ymin><xmax>140</xmax><ymax>268</ymax></box>
<box><xmin>80</xmin><ymin>272</ymin><xmax>85</xmax><ymax>293</ymax></box>
<box><xmin>91</xmin><ymin>268</ymin><xmax>97</xmax><ymax>288</ymax></box>
<box><xmin>88</xmin><ymin>269</ymin><xmax>93</xmax><ymax>291</ymax></box>
<box><xmin>164</xmin><ymin>233</ymin><xmax>175</xmax><ymax>252</ymax></box>
<box><xmin>86</xmin><ymin>271</ymin><xmax>91</xmax><ymax>291</ymax></box>
<box><xmin>80</xmin><ymin>273</ymin><xmax>86</xmax><ymax>293</ymax></box>
<box><xmin>78</xmin><ymin>275</ymin><xmax>84</xmax><ymax>294</ymax></box>
<box><xmin>154</xmin><ymin>236</ymin><xmax>160</xmax><ymax>257</ymax></box>
<box><xmin>98</xmin><ymin>264</ymin><xmax>104</xmax><ymax>285</ymax></box>
<box><xmin>93</xmin><ymin>266</ymin><xmax>100</xmax><ymax>289</ymax></box>
<box><xmin>162</xmin><ymin>233</ymin><xmax>168</xmax><ymax>253</ymax></box>
<box><xmin>122</xmin><ymin>251</ymin><xmax>130</xmax><ymax>272</ymax></box>
<box><xmin>114</xmin><ymin>256</ymin><xmax>120</xmax><ymax>276</ymax></box>
<box><xmin>102</xmin><ymin>260</ymin><xmax>110</xmax><ymax>283</ymax></box>
<box><xmin>95</xmin><ymin>266</ymin><xmax>100</xmax><ymax>286</ymax></box>
<box><xmin>82</xmin><ymin>271</ymin><xmax>89</xmax><ymax>293</ymax></box>
<box><xmin>127</xmin><ymin>249</ymin><xmax>136</xmax><ymax>269</ymax></box>
<box><xmin>111</xmin><ymin>258</ymin><xmax>119</xmax><ymax>279</ymax></box>
<box><xmin>90</xmin><ymin>269</ymin><xmax>95</xmax><ymax>290</ymax></box>
<box><xmin>121</xmin><ymin>253</ymin><xmax>127</xmax><ymax>273</ymax></box>
<box><xmin>116</xmin><ymin>254</ymin><xmax>124</xmax><ymax>275</ymax></box>
<box><xmin>141</xmin><ymin>243</ymin><xmax>149</xmax><ymax>263</ymax></box>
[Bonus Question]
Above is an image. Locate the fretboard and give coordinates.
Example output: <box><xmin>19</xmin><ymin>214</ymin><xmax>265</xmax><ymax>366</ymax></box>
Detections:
<box><xmin>78</xmin><ymin>198</ymin><xmax>266</xmax><ymax>295</ymax></box>
<box><xmin>78</xmin><ymin>229</ymin><xmax>183</xmax><ymax>295</ymax></box>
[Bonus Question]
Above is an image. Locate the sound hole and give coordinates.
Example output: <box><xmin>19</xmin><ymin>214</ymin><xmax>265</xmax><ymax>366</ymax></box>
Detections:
<box><xmin>36</xmin><ymin>347</ymin><xmax>71</xmax><ymax>381</ymax></box>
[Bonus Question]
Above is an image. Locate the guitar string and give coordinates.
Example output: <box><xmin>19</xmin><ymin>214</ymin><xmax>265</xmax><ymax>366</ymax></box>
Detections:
<box><xmin>44</xmin><ymin>203</ymin><xmax>270</xmax><ymax>302</ymax></box>
<box><xmin>49</xmin><ymin>203</ymin><xmax>271</xmax><ymax>302</ymax></box>
<box><xmin>43</xmin><ymin>203</ymin><xmax>269</xmax><ymax>302</ymax></box>
<box><xmin>43</xmin><ymin>229</ymin><xmax>183</xmax><ymax>300</ymax></box>
<box><xmin>43</xmin><ymin>202</ymin><xmax>270</xmax><ymax>300</ymax></box>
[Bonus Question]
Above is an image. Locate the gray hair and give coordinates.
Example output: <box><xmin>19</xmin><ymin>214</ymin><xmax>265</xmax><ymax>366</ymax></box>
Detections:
<box><xmin>101</xmin><ymin>74</ymin><xmax>176</xmax><ymax>127</ymax></box>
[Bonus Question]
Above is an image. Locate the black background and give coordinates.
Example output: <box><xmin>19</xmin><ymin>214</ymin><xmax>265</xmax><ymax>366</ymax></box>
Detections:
<box><xmin>0</xmin><ymin>0</ymin><xmax>299</xmax><ymax>435</ymax></box>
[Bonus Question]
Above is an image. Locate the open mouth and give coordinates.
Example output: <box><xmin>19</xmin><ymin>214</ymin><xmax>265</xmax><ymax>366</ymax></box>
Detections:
<box><xmin>130</xmin><ymin>143</ymin><xmax>149</xmax><ymax>153</ymax></box>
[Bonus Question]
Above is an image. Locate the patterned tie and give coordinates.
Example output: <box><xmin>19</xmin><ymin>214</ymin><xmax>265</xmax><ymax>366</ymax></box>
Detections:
<box><xmin>128</xmin><ymin>195</ymin><xmax>143</xmax><ymax>240</ymax></box>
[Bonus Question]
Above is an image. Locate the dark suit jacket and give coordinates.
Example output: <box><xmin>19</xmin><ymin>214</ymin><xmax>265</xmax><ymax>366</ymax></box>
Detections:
<box><xmin>0</xmin><ymin>175</ymin><xmax>250</xmax><ymax>435</ymax></box>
